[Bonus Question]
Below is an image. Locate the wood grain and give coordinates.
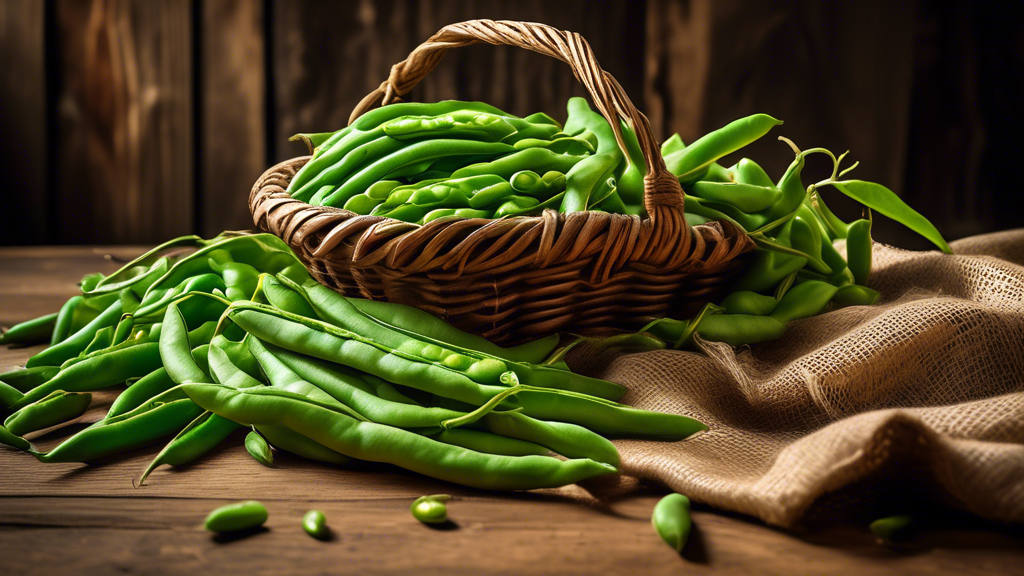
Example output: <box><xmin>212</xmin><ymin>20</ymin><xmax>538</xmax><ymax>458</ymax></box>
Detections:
<box><xmin>1</xmin><ymin>246</ymin><xmax>1022</xmax><ymax>575</ymax></box>
<box><xmin>645</xmin><ymin>0</ymin><xmax>919</xmax><ymax>249</ymax></box>
<box><xmin>0</xmin><ymin>0</ymin><xmax>47</xmax><ymax>246</ymax></box>
<box><xmin>51</xmin><ymin>0</ymin><xmax>193</xmax><ymax>245</ymax></box>
<box><xmin>200</xmin><ymin>0</ymin><xmax>265</xmax><ymax>237</ymax></box>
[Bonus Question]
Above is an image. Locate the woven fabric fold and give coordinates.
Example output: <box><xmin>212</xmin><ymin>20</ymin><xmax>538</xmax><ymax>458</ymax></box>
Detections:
<box><xmin>582</xmin><ymin>229</ymin><xmax>1024</xmax><ymax>527</ymax></box>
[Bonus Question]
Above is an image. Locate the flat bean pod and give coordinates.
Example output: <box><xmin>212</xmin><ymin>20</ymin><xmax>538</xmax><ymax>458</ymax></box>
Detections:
<box><xmin>4</xmin><ymin>391</ymin><xmax>92</xmax><ymax>437</ymax></box>
<box><xmin>182</xmin><ymin>383</ymin><xmax>617</xmax><ymax>490</ymax></box>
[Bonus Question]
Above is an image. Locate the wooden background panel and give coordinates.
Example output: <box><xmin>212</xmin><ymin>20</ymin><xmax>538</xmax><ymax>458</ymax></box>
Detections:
<box><xmin>51</xmin><ymin>0</ymin><xmax>193</xmax><ymax>245</ymax></box>
<box><xmin>271</xmin><ymin>0</ymin><xmax>646</xmax><ymax>163</ymax></box>
<box><xmin>646</xmin><ymin>0</ymin><xmax>918</xmax><ymax>248</ymax></box>
<box><xmin>200</xmin><ymin>0</ymin><xmax>265</xmax><ymax>236</ymax></box>
<box><xmin>0</xmin><ymin>1</ymin><xmax>46</xmax><ymax>246</ymax></box>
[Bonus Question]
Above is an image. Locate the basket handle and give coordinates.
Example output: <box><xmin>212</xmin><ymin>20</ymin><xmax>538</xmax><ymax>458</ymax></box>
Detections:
<box><xmin>348</xmin><ymin>19</ymin><xmax>685</xmax><ymax>217</ymax></box>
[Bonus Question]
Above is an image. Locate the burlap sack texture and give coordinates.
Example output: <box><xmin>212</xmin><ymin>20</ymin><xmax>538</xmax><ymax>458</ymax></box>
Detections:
<box><xmin>580</xmin><ymin>229</ymin><xmax>1024</xmax><ymax>528</ymax></box>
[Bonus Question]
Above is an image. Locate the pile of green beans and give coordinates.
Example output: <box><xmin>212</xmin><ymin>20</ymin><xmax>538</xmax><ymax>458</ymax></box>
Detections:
<box><xmin>287</xmin><ymin>97</ymin><xmax>949</xmax><ymax>349</ymax></box>
<box><xmin>287</xmin><ymin>98</ymin><xmax>646</xmax><ymax>218</ymax></box>
<box><xmin>0</xmin><ymin>232</ymin><xmax>708</xmax><ymax>491</ymax></box>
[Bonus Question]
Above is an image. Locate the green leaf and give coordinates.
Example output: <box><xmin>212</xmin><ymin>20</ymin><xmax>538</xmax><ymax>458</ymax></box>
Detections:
<box><xmin>828</xmin><ymin>180</ymin><xmax>952</xmax><ymax>253</ymax></box>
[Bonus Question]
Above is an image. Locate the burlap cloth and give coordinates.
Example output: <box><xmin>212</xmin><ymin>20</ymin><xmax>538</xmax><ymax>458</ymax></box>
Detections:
<box><xmin>575</xmin><ymin>228</ymin><xmax>1024</xmax><ymax>528</ymax></box>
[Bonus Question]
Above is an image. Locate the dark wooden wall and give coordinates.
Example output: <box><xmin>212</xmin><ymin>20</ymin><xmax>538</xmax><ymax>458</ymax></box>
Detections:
<box><xmin>1</xmin><ymin>0</ymin><xmax>1021</xmax><ymax>248</ymax></box>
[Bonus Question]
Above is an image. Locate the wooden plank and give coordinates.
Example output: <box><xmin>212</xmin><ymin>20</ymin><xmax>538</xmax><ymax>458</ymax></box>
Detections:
<box><xmin>200</xmin><ymin>0</ymin><xmax>265</xmax><ymax>237</ymax></box>
<box><xmin>51</xmin><ymin>0</ymin><xmax>193</xmax><ymax>245</ymax></box>
<box><xmin>0</xmin><ymin>0</ymin><xmax>47</xmax><ymax>246</ymax></box>
<box><xmin>271</xmin><ymin>0</ymin><xmax>416</xmax><ymax>162</ymax></box>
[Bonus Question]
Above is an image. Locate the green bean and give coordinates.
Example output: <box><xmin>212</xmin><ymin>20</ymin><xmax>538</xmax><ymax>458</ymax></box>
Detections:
<box><xmin>561</xmin><ymin>98</ymin><xmax>626</xmax><ymax>213</ymax></box>
<box><xmin>302</xmin><ymin>510</ymin><xmax>329</xmax><ymax>539</ymax></box>
<box><xmin>228</xmin><ymin>304</ymin><xmax>704</xmax><ymax>439</ymax></box>
<box><xmin>350</xmin><ymin>291</ymin><xmax>561</xmax><ymax>362</ymax></box>
<box><xmin>26</xmin><ymin>300</ymin><xmax>123</xmax><ymax>368</ymax></box>
<box><xmin>429</xmin><ymin>428</ymin><xmax>550</xmax><ymax>457</ymax></box>
<box><xmin>81</xmin><ymin>326</ymin><xmax>115</xmax><ymax>356</ymax></box>
<box><xmin>652</xmin><ymin>493</ymin><xmax>692</xmax><ymax>552</ymax></box>
<box><xmin>693</xmin><ymin>314</ymin><xmax>787</xmax><ymax>346</ymax></box>
<box><xmin>730</xmin><ymin>158</ymin><xmax>776</xmax><ymax>188</ymax></box>
<box><xmin>869</xmin><ymin>515</ymin><xmax>913</xmax><ymax>544</ymax></box>
<box><xmin>34</xmin><ymin>397</ymin><xmax>202</xmax><ymax>463</ymax></box>
<box><xmin>832</xmin><ymin>284</ymin><xmax>880</xmax><ymax>307</ymax></box>
<box><xmin>204</xmin><ymin>500</ymin><xmax>268</xmax><ymax>533</ymax></box>
<box><xmin>719</xmin><ymin>291</ymin><xmax>779</xmax><ymax>316</ymax></box>
<box><xmin>383</xmin><ymin>112</ymin><xmax>517</xmax><ymax>141</ymax></box>
<box><xmin>690</xmin><ymin>181</ymin><xmax>778</xmax><ymax>213</ymax></box>
<box><xmin>477</xmin><ymin>410</ymin><xmax>620</xmax><ymax>467</ymax></box>
<box><xmin>770</xmin><ymin>280</ymin><xmax>839</xmax><ymax>324</ymax></box>
<box><xmin>247</xmin><ymin>338</ymin><xmax>354</xmax><ymax>408</ymax></box>
<box><xmin>81</xmin><ymin>235</ymin><xmax>211</xmax><ymax>303</ymax></box>
<box><xmin>0</xmin><ymin>380</ymin><xmax>23</xmax><ymax>408</ymax></box>
<box><xmin>664</xmin><ymin>114</ymin><xmax>782</xmax><ymax>183</ymax></box>
<box><xmin>4</xmin><ymin>391</ymin><xmax>92</xmax><ymax>437</ymax></box>
<box><xmin>450</xmin><ymin>147</ymin><xmax>585</xmax><ymax>181</ymax></box>
<box><xmin>0</xmin><ymin>424</ymin><xmax>33</xmax><ymax>450</ymax></box>
<box><xmin>661</xmin><ymin>134</ymin><xmax>685</xmax><ymax>156</ymax></box>
<box><xmin>732</xmin><ymin>250</ymin><xmax>809</xmax><ymax>293</ymax></box>
<box><xmin>160</xmin><ymin>303</ymin><xmax>211</xmax><ymax>384</ymax></box>
<box><xmin>12</xmin><ymin>342</ymin><xmax>162</xmax><ymax>411</ymax></box>
<box><xmin>107</xmin><ymin>368</ymin><xmax>176</xmax><ymax>419</ymax></box>
<box><xmin>267</xmin><ymin>342</ymin><xmax>464</xmax><ymax>427</ymax></box>
<box><xmin>846</xmin><ymin>219</ymin><xmax>873</xmax><ymax>285</ymax></box>
<box><xmin>0</xmin><ymin>366</ymin><xmax>59</xmax><ymax>394</ymax></box>
<box><xmin>317</xmin><ymin>140</ymin><xmax>516</xmax><ymax>208</ymax></box>
<box><xmin>411</xmin><ymin>495</ymin><xmax>450</xmax><ymax>524</ymax></box>
<box><xmin>255</xmin><ymin>423</ymin><xmax>352</xmax><ymax>465</ymax></box>
<box><xmin>288</xmin><ymin>279</ymin><xmax>624</xmax><ymax>399</ymax></box>
<box><xmin>761</xmin><ymin>150</ymin><xmax>807</xmax><ymax>221</ymax></box>
<box><xmin>183</xmin><ymin>383</ymin><xmax>616</xmax><ymax>490</ymax></box>
<box><xmin>245</xmin><ymin>429</ymin><xmax>274</xmax><ymax>466</ymax></box>
<box><xmin>788</xmin><ymin>214</ymin><xmax>831</xmax><ymax>274</ymax></box>
<box><xmin>51</xmin><ymin>296</ymin><xmax>84</xmax><ymax>345</ymax></box>
<box><xmin>683</xmin><ymin>194</ymin><xmax>767</xmax><ymax>231</ymax></box>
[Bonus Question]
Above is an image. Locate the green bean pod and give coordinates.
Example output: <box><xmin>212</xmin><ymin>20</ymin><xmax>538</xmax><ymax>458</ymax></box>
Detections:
<box><xmin>256</xmin><ymin>423</ymin><xmax>352</xmax><ymax>465</ymax></box>
<box><xmin>345</xmin><ymin>296</ymin><xmax>559</xmax><ymax>365</ymax></box>
<box><xmin>846</xmin><ymin>219</ymin><xmax>873</xmax><ymax>285</ymax></box>
<box><xmin>106</xmin><ymin>367</ymin><xmax>177</xmax><ymax>419</ymax></box>
<box><xmin>719</xmin><ymin>291</ymin><xmax>779</xmax><ymax>316</ymax></box>
<box><xmin>34</xmin><ymin>398</ymin><xmax>203</xmax><ymax>463</ymax></box>
<box><xmin>731</xmin><ymin>250</ymin><xmax>809</xmax><ymax>293</ymax></box>
<box><xmin>228</xmin><ymin>304</ymin><xmax>704</xmax><ymax>440</ymax></box>
<box><xmin>182</xmin><ymin>383</ymin><xmax>617</xmax><ymax>490</ymax></box>
<box><xmin>770</xmin><ymin>281</ymin><xmax>839</xmax><ymax>324</ymax></box>
<box><xmin>204</xmin><ymin>500</ymin><xmax>268</xmax><ymax>533</ymax></box>
<box><xmin>4</xmin><ymin>391</ymin><xmax>92</xmax><ymax>437</ymax></box>
<box><xmin>652</xmin><ymin>493</ymin><xmax>692</xmax><ymax>552</ymax></box>
<box><xmin>318</xmin><ymin>140</ymin><xmax>516</xmax><ymax>208</ymax></box>
<box><xmin>664</xmin><ymin>114</ymin><xmax>782</xmax><ymax>183</ymax></box>
<box><xmin>693</xmin><ymin>314</ymin><xmax>787</xmax><ymax>346</ymax></box>
<box><xmin>690</xmin><ymin>181</ymin><xmax>779</xmax><ymax>213</ymax></box>
<box><xmin>0</xmin><ymin>380</ymin><xmax>24</xmax><ymax>409</ymax></box>
<box><xmin>429</xmin><ymin>428</ymin><xmax>550</xmax><ymax>457</ymax></box>
<box><xmin>832</xmin><ymin>284</ymin><xmax>880</xmax><ymax>307</ymax></box>
<box><xmin>51</xmin><ymin>296</ymin><xmax>84</xmax><ymax>345</ymax></box>
<box><xmin>26</xmin><ymin>299</ymin><xmax>123</xmax><ymax>368</ymax></box>
<box><xmin>13</xmin><ymin>342</ymin><xmax>162</xmax><ymax>410</ymax></box>
<box><xmin>729</xmin><ymin>158</ymin><xmax>776</xmax><ymax>188</ymax></box>
<box><xmin>0</xmin><ymin>366</ymin><xmax>59</xmax><ymax>394</ymax></box>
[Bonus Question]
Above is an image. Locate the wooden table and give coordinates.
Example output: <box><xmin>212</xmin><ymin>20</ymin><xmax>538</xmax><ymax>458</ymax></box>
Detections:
<box><xmin>2</xmin><ymin>246</ymin><xmax>1022</xmax><ymax>575</ymax></box>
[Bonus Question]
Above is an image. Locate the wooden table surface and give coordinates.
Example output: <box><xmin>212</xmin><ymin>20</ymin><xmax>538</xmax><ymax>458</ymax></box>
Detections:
<box><xmin>1</xmin><ymin>246</ymin><xmax>1022</xmax><ymax>576</ymax></box>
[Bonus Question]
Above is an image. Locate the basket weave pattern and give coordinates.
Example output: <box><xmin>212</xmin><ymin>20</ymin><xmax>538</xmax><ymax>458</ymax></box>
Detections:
<box><xmin>250</xmin><ymin>20</ymin><xmax>754</xmax><ymax>343</ymax></box>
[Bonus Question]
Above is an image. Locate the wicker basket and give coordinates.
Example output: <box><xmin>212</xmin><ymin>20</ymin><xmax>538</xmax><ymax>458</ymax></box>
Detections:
<box><xmin>250</xmin><ymin>19</ymin><xmax>754</xmax><ymax>344</ymax></box>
